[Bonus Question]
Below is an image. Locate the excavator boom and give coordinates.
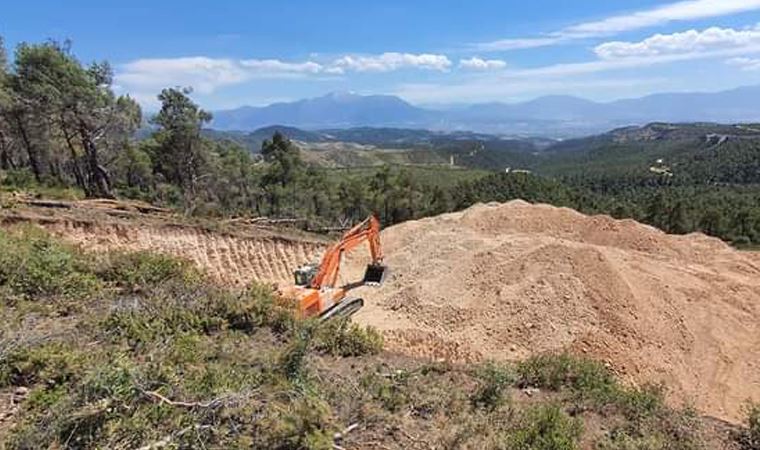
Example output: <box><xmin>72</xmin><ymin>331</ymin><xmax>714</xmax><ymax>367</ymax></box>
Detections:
<box><xmin>310</xmin><ymin>215</ymin><xmax>384</xmax><ymax>289</ymax></box>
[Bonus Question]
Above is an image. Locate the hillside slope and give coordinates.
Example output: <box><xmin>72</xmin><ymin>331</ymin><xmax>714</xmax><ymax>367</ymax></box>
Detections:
<box><xmin>5</xmin><ymin>197</ymin><xmax>759</xmax><ymax>424</ymax></box>
<box><xmin>345</xmin><ymin>201</ymin><xmax>760</xmax><ymax>422</ymax></box>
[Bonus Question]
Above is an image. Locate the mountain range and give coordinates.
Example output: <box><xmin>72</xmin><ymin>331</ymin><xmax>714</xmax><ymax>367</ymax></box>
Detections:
<box><xmin>210</xmin><ymin>86</ymin><xmax>760</xmax><ymax>137</ymax></box>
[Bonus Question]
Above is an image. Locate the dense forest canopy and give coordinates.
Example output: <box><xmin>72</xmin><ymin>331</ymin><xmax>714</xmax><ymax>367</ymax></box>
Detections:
<box><xmin>1</xmin><ymin>38</ymin><xmax>760</xmax><ymax>245</ymax></box>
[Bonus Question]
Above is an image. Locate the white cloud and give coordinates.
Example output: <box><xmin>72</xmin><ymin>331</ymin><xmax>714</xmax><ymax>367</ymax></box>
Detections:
<box><xmin>565</xmin><ymin>0</ymin><xmax>760</xmax><ymax>37</ymax></box>
<box><xmin>332</xmin><ymin>52</ymin><xmax>452</xmax><ymax>72</ymax></box>
<box><xmin>117</xmin><ymin>52</ymin><xmax>454</xmax><ymax>100</ymax></box>
<box><xmin>118</xmin><ymin>57</ymin><xmax>250</xmax><ymax>94</ymax></box>
<box><xmin>727</xmin><ymin>56</ymin><xmax>760</xmax><ymax>70</ymax></box>
<box><xmin>239</xmin><ymin>59</ymin><xmax>324</xmax><ymax>74</ymax></box>
<box><xmin>116</xmin><ymin>53</ymin><xmax>457</xmax><ymax>106</ymax></box>
<box><xmin>117</xmin><ymin>56</ymin><xmax>333</xmax><ymax>99</ymax></box>
<box><xmin>519</xmin><ymin>43</ymin><xmax>760</xmax><ymax>78</ymax></box>
<box><xmin>474</xmin><ymin>37</ymin><xmax>564</xmax><ymax>51</ymax></box>
<box><xmin>397</xmin><ymin>34</ymin><xmax>760</xmax><ymax>104</ymax></box>
<box><xmin>595</xmin><ymin>25</ymin><xmax>760</xmax><ymax>59</ymax></box>
<box><xmin>474</xmin><ymin>0</ymin><xmax>760</xmax><ymax>51</ymax></box>
<box><xmin>459</xmin><ymin>57</ymin><xmax>507</xmax><ymax>70</ymax></box>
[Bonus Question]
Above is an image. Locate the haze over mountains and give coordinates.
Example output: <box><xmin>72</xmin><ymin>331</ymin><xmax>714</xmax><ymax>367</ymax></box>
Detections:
<box><xmin>211</xmin><ymin>86</ymin><xmax>760</xmax><ymax>137</ymax></box>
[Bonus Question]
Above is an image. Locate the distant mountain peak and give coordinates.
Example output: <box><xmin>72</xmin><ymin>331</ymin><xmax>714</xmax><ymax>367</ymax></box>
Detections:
<box><xmin>323</xmin><ymin>91</ymin><xmax>359</xmax><ymax>100</ymax></box>
<box><xmin>210</xmin><ymin>85</ymin><xmax>760</xmax><ymax>137</ymax></box>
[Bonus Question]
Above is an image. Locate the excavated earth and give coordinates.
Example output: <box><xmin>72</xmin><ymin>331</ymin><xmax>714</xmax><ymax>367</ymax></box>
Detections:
<box><xmin>0</xmin><ymin>199</ymin><xmax>327</xmax><ymax>286</ymax></box>
<box><xmin>4</xmin><ymin>198</ymin><xmax>760</xmax><ymax>423</ymax></box>
<box><xmin>343</xmin><ymin>201</ymin><xmax>760</xmax><ymax>423</ymax></box>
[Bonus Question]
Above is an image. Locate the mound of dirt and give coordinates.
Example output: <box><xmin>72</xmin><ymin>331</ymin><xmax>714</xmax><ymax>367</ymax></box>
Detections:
<box><xmin>344</xmin><ymin>201</ymin><xmax>760</xmax><ymax>422</ymax></box>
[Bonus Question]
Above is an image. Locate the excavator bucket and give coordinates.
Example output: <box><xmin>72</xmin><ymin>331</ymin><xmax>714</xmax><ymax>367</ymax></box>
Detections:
<box><xmin>363</xmin><ymin>264</ymin><xmax>388</xmax><ymax>286</ymax></box>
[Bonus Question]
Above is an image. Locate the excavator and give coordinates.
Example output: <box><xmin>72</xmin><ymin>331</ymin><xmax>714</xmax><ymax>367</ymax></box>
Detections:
<box><xmin>279</xmin><ymin>214</ymin><xmax>387</xmax><ymax>320</ymax></box>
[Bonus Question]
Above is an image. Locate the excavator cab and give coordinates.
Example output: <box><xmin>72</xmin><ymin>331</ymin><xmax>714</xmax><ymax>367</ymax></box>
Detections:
<box><xmin>362</xmin><ymin>263</ymin><xmax>388</xmax><ymax>286</ymax></box>
<box><xmin>293</xmin><ymin>263</ymin><xmax>319</xmax><ymax>286</ymax></box>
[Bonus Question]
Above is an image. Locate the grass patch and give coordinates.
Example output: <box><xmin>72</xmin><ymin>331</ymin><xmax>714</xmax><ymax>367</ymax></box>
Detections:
<box><xmin>516</xmin><ymin>353</ymin><xmax>666</xmax><ymax>417</ymax></box>
<box><xmin>0</xmin><ymin>169</ymin><xmax>85</xmax><ymax>200</ymax></box>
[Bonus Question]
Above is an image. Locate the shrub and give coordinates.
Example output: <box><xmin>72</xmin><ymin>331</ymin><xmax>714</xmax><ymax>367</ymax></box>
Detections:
<box><xmin>254</xmin><ymin>394</ymin><xmax>334</xmax><ymax>450</ymax></box>
<box><xmin>0</xmin><ymin>228</ymin><xmax>100</xmax><ymax>300</ymax></box>
<box><xmin>733</xmin><ymin>235</ymin><xmax>753</xmax><ymax>247</ymax></box>
<box><xmin>0</xmin><ymin>168</ymin><xmax>36</xmax><ymax>188</ymax></box>
<box><xmin>360</xmin><ymin>369</ymin><xmax>410</xmax><ymax>413</ymax></box>
<box><xmin>102</xmin><ymin>294</ymin><xmax>213</xmax><ymax>346</ymax></box>
<box><xmin>314</xmin><ymin>318</ymin><xmax>383</xmax><ymax>357</ymax></box>
<box><xmin>505</xmin><ymin>404</ymin><xmax>583</xmax><ymax>450</ymax></box>
<box><xmin>597</xmin><ymin>429</ymin><xmax>666</xmax><ymax>450</ymax></box>
<box><xmin>471</xmin><ymin>361</ymin><xmax>515</xmax><ymax>410</ymax></box>
<box><xmin>616</xmin><ymin>383</ymin><xmax>665</xmax><ymax>422</ymax></box>
<box><xmin>517</xmin><ymin>354</ymin><xmax>615</xmax><ymax>393</ymax></box>
<box><xmin>0</xmin><ymin>342</ymin><xmax>85</xmax><ymax>388</ymax></box>
<box><xmin>101</xmin><ymin>282</ymin><xmax>294</xmax><ymax>347</ymax></box>
<box><xmin>740</xmin><ymin>402</ymin><xmax>760</xmax><ymax>450</ymax></box>
<box><xmin>279</xmin><ymin>326</ymin><xmax>315</xmax><ymax>382</ymax></box>
<box><xmin>213</xmin><ymin>284</ymin><xmax>296</xmax><ymax>334</ymax></box>
<box><xmin>97</xmin><ymin>251</ymin><xmax>199</xmax><ymax>292</ymax></box>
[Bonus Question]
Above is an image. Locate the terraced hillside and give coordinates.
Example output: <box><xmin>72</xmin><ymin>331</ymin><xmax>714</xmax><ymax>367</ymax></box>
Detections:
<box><xmin>0</xmin><ymin>199</ymin><xmax>327</xmax><ymax>286</ymax></box>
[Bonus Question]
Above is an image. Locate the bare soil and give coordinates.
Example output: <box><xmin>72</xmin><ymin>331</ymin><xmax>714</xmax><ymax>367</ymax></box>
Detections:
<box><xmin>0</xmin><ymin>199</ymin><xmax>327</xmax><ymax>286</ymax></box>
<box><xmin>343</xmin><ymin>201</ymin><xmax>760</xmax><ymax>423</ymax></box>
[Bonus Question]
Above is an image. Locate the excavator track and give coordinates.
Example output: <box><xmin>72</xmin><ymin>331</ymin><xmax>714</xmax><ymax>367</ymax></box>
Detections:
<box><xmin>319</xmin><ymin>297</ymin><xmax>364</xmax><ymax>321</ymax></box>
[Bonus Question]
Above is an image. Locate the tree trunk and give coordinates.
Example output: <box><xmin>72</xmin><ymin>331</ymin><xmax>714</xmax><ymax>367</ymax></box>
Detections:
<box><xmin>61</xmin><ymin>120</ymin><xmax>87</xmax><ymax>193</ymax></box>
<box><xmin>13</xmin><ymin>112</ymin><xmax>42</xmax><ymax>181</ymax></box>
<box><xmin>0</xmin><ymin>129</ymin><xmax>16</xmax><ymax>170</ymax></box>
<box><xmin>79</xmin><ymin>123</ymin><xmax>113</xmax><ymax>198</ymax></box>
<box><xmin>61</xmin><ymin>117</ymin><xmax>87</xmax><ymax>192</ymax></box>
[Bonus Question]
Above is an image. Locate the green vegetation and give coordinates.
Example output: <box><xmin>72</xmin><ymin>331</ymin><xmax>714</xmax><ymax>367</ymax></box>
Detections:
<box><xmin>528</xmin><ymin>125</ymin><xmax>760</xmax><ymax>245</ymax></box>
<box><xmin>1</xmin><ymin>228</ymin><xmax>745</xmax><ymax>448</ymax></box>
<box><xmin>738</xmin><ymin>402</ymin><xmax>760</xmax><ymax>450</ymax></box>
<box><xmin>470</xmin><ymin>362</ymin><xmax>515</xmax><ymax>411</ymax></box>
<box><xmin>505</xmin><ymin>405</ymin><xmax>583</xmax><ymax>450</ymax></box>
<box><xmin>0</xmin><ymin>227</ymin><xmax>99</xmax><ymax>301</ymax></box>
<box><xmin>0</xmin><ymin>227</ymin><xmax>377</xmax><ymax>448</ymax></box>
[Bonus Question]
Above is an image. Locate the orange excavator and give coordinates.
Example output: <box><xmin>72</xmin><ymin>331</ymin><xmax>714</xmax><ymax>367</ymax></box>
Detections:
<box><xmin>280</xmin><ymin>214</ymin><xmax>387</xmax><ymax>320</ymax></box>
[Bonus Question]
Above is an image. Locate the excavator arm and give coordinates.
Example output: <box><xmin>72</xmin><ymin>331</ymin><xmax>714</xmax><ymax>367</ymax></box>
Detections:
<box><xmin>282</xmin><ymin>214</ymin><xmax>387</xmax><ymax>319</ymax></box>
<box><xmin>310</xmin><ymin>214</ymin><xmax>384</xmax><ymax>289</ymax></box>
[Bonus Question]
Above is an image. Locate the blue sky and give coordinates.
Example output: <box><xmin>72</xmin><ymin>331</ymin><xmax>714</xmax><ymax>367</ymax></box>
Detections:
<box><xmin>3</xmin><ymin>0</ymin><xmax>760</xmax><ymax>109</ymax></box>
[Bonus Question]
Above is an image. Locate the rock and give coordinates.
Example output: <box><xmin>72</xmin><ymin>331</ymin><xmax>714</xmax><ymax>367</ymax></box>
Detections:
<box><xmin>13</xmin><ymin>386</ymin><xmax>29</xmax><ymax>396</ymax></box>
<box><xmin>522</xmin><ymin>387</ymin><xmax>540</xmax><ymax>397</ymax></box>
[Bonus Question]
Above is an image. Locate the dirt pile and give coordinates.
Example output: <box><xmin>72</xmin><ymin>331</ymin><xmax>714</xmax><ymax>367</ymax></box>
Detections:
<box><xmin>345</xmin><ymin>200</ymin><xmax>760</xmax><ymax>422</ymax></box>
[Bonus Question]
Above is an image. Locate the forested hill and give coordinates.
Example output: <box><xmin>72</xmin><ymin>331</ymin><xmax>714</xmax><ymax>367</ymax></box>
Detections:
<box><xmin>536</xmin><ymin>122</ymin><xmax>760</xmax><ymax>182</ymax></box>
